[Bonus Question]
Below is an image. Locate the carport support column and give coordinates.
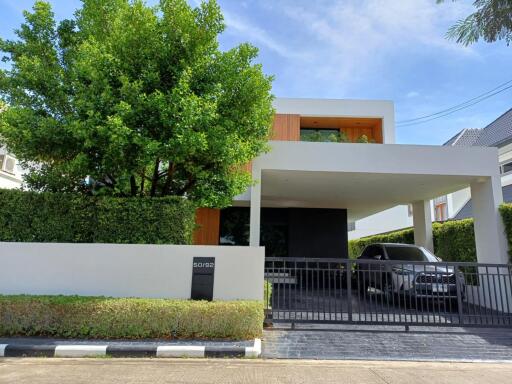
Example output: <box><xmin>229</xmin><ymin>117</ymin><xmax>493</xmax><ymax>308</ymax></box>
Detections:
<box><xmin>471</xmin><ymin>176</ymin><xmax>508</xmax><ymax>264</ymax></box>
<box><xmin>249</xmin><ymin>165</ymin><xmax>261</xmax><ymax>247</ymax></box>
<box><xmin>412</xmin><ymin>200</ymin><xmax>434</xmax><ymax>252</ymax></box>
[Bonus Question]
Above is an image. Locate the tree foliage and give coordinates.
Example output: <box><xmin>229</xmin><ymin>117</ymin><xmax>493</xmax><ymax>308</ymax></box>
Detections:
<box><xmin>0</xmin><ymin>0</ymin><xmax>274</xmax><ymax>207</ymax></box>
<box><xmin>439</xmin><ymin>0</ymin><xmax>512</xmax><ymax>46</ymax></box>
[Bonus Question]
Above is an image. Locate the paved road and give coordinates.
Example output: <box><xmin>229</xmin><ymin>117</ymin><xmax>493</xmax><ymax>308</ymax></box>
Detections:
<box><xmin>1</xmin><ymin>358</ymin><xmax>512</xmax><ymax>384</ymax></box>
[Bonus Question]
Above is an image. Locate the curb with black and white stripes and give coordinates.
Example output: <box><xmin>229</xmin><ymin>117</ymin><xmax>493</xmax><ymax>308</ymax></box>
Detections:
<box><xmin>0</xmin><ymin>339</ymin><xmax>261</xmax><ymax>358</ymax></box>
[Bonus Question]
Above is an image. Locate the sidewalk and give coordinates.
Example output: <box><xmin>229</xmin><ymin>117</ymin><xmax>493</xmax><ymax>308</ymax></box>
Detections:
<box><xmin>1</xmin><ymin>358</ymin><xmax>511</xmax><ymax>383</ymax></box>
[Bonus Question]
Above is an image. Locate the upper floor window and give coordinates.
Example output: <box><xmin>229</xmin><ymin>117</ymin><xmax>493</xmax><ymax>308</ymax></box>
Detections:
<box><xmin>500</xmin><ymin>161</ymin><xmax>512</xmax><ymax>175</ymax></box>
<box><xmin>0</xmin><ymin>154</ymin><xmax>16</xmax><ymax>175</ymax></box>
<box><xmin>434</xmin><ymin>202</ymin><xmax>448</xmax><ymax>221</ymax></box>
<box><xmin>300</xmin><ymin>128</ymin><xmax>348</xmax><ymax>143</ymax></box>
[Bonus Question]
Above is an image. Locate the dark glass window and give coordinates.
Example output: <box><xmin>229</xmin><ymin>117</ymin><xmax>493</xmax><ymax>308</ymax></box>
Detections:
<box><xmin>219</xmin><ymin>207</ymin><xmax>289</xmax><ymax>257</ymax></box>
<box><xmin>385</xmin><ymin>246</ymin><xmax>437</xmax><ymax>262</ymax></box>
<box><xmin>503</xmin><ymin>162</ymin><xmax>512</xmax><ymax>174</ymax></box>
<box><xmin>219</xmin><ymin>208</ymin><xmax>250</xmax><ymax>246</ymax></box>
<box><xmin>360</xmin><ymin>245</ymin><xmax>383</xmax><ymax>259</ymax></box>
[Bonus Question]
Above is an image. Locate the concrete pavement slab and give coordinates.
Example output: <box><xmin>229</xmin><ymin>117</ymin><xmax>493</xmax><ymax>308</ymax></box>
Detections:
<box><xmin>1</xmin><ymin>358</ymin><xmax>512</xmax><ymax>384</ymax></box>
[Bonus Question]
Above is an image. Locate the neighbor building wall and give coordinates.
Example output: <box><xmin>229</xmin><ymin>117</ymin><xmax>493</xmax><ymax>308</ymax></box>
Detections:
<box><xmin>0</xmin><ymin>147</ymin><xmax>23</xmax><ymax>189</ymax></box>
<box><xmin>0</xmin><ymin>242</ymin><xmax>265</xmax><ymax>301</ymax></box>
<box><xmin>348</xmin><ymin>205</ymin><xmax>412</xmax><ymax>240</ymax></box>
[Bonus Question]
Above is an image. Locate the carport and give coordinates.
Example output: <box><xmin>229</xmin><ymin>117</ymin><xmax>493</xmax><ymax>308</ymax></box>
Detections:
<box><xmin>249</xmin><ymin>141</ymin><xmax>508</xmax><ymax>264</ymax></box>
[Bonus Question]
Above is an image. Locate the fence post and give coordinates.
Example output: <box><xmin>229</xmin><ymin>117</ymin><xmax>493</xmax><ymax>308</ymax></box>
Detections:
<box><xmin>455</xmin><ymin>269</ymin><xmax>464</xmax><ymax>326</ymax></box>
<box><xmin>347</xmin><ymin>259</ymin><xmax>353</xmax><ymax>322</ymax></box>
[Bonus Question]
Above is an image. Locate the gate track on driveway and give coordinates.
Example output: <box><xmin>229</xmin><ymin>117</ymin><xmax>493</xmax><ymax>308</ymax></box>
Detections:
<box><xmin>262</xmin><ymin>324</ymin><xmax>512</xmax><ymax>361</ymax></box>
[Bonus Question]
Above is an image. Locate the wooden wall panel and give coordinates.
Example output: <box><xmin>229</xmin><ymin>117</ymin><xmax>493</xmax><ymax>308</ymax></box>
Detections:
<box><xmin>373</xmin><ymin>120</ymin><xmax>383</xmax><ymax>143</ymax></box>
<box><xmin>241</xmin><ymin>161</ymin><xmax>252</xmax><ymax>173</ymax></box>
<box><xmin>193</xmin><ymin>208</ymin><xmax>220</xmax><ymax>245</ymax></box>
<box><xmin>272</xmin><ymin>114</ymin><xmax>301</xmax><ymax>141</ymax></box>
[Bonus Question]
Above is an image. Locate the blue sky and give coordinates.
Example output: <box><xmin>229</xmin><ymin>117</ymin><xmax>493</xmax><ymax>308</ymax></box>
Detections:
<box><xmin>1</xmin><ymin>0</ymin><xmax>512</xmax><ymax>145</ymax></box>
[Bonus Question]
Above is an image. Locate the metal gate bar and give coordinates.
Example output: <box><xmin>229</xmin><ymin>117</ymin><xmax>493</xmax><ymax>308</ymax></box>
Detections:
<box><xmin>264</xmin><ymin>258</ymin><xmax>512</xmax><ymax>328</ymax></box>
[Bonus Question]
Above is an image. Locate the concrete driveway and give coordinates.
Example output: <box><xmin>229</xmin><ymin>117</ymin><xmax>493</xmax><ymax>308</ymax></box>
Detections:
<box><xmin>1</xmin><ymin>358</ymin><xmax>512</xmax><ymax>384</ymax></box>
<box><xmin>263</xmin><ymin>324</ymin><xmax>512</xmax><ymax>360</ymax></box>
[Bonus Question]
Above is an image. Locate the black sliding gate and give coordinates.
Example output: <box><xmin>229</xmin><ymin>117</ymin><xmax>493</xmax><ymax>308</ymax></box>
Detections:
<box><xmin>264</xmin><ymin>257</ymin><xmax>512</xmax><ymax>328</ymax></box>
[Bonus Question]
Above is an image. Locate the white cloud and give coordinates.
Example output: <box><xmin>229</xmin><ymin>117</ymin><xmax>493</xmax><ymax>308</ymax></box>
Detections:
<box><xmin>217</xmin><ymin>0</ymin><xmax>483</xmax><ymax>99</ymax></box>
<box><xmin>406</xmin><ymin>91</ymin><xmax>420</xmax><ymax>98</ymax></box>
<box><xmin>277</xmin><ymin>0</ymin><xmax>474</xmax><ymax>83</ymax></box>
<box><xmin>222</xmin><ymin>10</ymin><xmax>309</xmax><ymax>60</ymax></box>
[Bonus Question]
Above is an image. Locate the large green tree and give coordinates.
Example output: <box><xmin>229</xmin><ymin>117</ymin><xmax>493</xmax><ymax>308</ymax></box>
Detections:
<box><xmin>0</xmin><ymin>0</ymin><xmax>274</xmax><ymax>207</ymax></box>
<box><xmin>440</xmin><ymin>0</ymin><xmax>512</xmax><ymax>45</ymax></box>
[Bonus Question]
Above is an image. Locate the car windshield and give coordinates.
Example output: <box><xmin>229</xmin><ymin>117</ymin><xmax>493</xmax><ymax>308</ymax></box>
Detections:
<box><xmin>385</xmin><ymin>246</ymin><xmax>438</xmax><ymax>262</ymax></box>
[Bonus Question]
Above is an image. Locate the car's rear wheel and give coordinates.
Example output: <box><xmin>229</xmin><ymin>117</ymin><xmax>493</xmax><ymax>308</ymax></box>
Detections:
<box><xmin>358</xmin><ymin>278</ymin><xmax>369</xmax><ymax>296</ymax></box>
<box><xmin>449</xmin><ymin>298</ymin><xmax>460</xmax><ymax>311</ymax></box>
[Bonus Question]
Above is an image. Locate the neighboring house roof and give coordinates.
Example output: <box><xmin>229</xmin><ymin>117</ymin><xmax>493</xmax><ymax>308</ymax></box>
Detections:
<box><xmin>443</xmin><ymin>128</ymin><xmax>482</xmax><ymax>147</ymax></box>
<box><xmin>453</xmin><ymin>184</ymin><xmax>512</xmax><ymax>220</ymax></box>
<box><xmin>442</xmin><ymin>108</ymin><xmax>512</xmax><ymax>221</ymax></box>
<box><xmin>472</xmin><ymin>108</ymin><xmax>512</xmax><ymax>147</ymax></box>
<box><xmin>443</xmin><ymin>108</ymin><xmax>512</xmax><ymax>149</ymax></box>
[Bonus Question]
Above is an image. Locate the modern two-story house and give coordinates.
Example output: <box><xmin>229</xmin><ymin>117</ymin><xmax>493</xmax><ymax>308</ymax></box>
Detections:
<box><xmin>193</xmin><ymin>98</ymin><xmax>508</xmax><ymax>265</ymax></box>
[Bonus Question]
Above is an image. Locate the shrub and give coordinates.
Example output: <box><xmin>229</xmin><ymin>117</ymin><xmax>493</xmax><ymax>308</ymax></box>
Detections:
<box><xmin>264</xmin><ymin>279</ymin><xmax>272</xmax><ymax>308</ymax></box>
<box><xmin>348</xmin><ymin>227</ymin><xmax>414</xmax><ymax>259</ymax></box>
<box><xmin>0</xmin><ymin>295</ymin><xmax>263</xmax><ymax>340</ymax></box>
<box><xmin>0</xmin><ymin>189</ymin><xmax>196</xmax><ymax>244</ymax></box>
<box><xmin>432</xmin><ymin>219</ymin><xmax>476</xmax><ymax>262</ymax></box>
<box><xmin>348</xmin><ymin>219</ymin><xmax>477</xmax><ymax>262</ymax></box>
<box><xmin>499</xmin><ymin>204</ymin><xmax>512</xmax><ymax>261</ymax></box>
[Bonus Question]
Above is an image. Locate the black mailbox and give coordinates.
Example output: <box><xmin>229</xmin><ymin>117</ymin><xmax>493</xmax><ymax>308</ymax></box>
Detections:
<box><xmin>191</xmin><ymin>257</ymin><xmax>215</xmax><ymax>301</ymax></box>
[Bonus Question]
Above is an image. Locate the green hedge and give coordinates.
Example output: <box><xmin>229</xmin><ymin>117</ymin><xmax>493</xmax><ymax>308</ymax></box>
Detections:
<box><xmin>500</xmin><ymin>204</ymin><xmax>512</xmax><ymax>261</ymax></box>
<box><xmin>348</xmin><ymin>219</ymin><xmax>477</xmax><ymax>262</ymax></box>
<box><xmin>0</xmin><ymin>189</ymin><xmax>196</xmax><ymax>244</ymax></box>
<box><xmin>264</xmin><ymin>279</ymin><xmax>272</xmax><ymax>309</ymax></box>
<box><xmin>348</xmin><ymin>227</ymin><xmax>414</xmax><ymax>259</ymax></box>
<box><xmin>432</xmin><ymin>219</ymin><xmax>476</xmax><ymax>263</ymax></box>
<box><xmin>0</xmin><ymin>295</ymin><xmax>263</xmax><ymax>340</ymax></box>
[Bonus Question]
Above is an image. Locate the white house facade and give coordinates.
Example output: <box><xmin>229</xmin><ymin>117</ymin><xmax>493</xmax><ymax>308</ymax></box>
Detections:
<box><xmin>193</xmin><ymin>98</ymin><xmax>508</xmax><ymax>265</ymax></box>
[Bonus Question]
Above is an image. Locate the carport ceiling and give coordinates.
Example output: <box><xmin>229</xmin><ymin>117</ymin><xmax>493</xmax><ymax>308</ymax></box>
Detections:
<box><xmin>260</xmin><ymin>170</ymin><xmax>480</xmax><ymax>221</ymax></box>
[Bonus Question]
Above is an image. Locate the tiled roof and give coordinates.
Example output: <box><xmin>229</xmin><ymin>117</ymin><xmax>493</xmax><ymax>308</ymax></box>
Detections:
<box><xmin>443</xmin><ymin>128</ymin><xmax>482</xmax><ymax>147</ymax></box>
<box><xmin>472</xmin><ymin>108</ymin><xmax>512</xmax><ymax>147</ymax></box>
<box><xmin>453</xmin><ymin>184</ymin><xmax>512</xmax><ymax>220</ymax></box>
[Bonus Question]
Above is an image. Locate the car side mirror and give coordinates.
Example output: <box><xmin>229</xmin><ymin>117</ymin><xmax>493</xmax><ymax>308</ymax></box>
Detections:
<box><xmin>373</xmin><ymin>254</ymin><xmax>382</xmax><ymax>260</ymax></box>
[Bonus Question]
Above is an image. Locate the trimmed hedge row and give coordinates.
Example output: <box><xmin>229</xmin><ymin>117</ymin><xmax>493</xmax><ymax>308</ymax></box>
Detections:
<box><xmin>348</xmin><ymin>227</ymin><xmax>415</xmax><ymax>259</ymax></box>
<box><xmin>0</xmin><ymin>295</ymin><xmax>263</xmax><ymax>340</ymax></box>
<box><xmin>348</xmin><ymin>219</ymin><xmax>477</xmax><ymax>262</ymax></box>
<box><xmin>0</xmin><ymin>189</ymin><xmax>196</xmax><ymax>244</ymax></box>
<box><xmin>500</xmin><ymin>204</ymin><xmax>512</xmax><ymax>260</ymax></box>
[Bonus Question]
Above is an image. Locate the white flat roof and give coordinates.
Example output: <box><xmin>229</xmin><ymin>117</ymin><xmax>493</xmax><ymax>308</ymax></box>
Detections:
<box><xmin>243</xmin><ymin>141</ymin><xmax>500</xmax><ymax>221</ymax></box>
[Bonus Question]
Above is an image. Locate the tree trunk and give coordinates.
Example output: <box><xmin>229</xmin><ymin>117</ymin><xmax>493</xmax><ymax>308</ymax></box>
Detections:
<box><xmin>140</xmin><ymin>168</ymin><xmax>145</xmax><ymax>197</ymax></box>
<box><xmin>150</xmin><ymin>158</ymin><xmax>160</xmax><ymax>197</ymax></box>
<box><xmin>162</xmin><ymin>162</ymin><xmax>175</xmax><ymax>196</ymax></box>
<box><xmin>130</xmin><ymin>175</ymin><xmax>137</xmax><ymax>197</ymax></box>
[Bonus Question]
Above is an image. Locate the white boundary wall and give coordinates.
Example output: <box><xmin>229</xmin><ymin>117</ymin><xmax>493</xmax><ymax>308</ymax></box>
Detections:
<box><xmin>0</xmin><ymin>243</ymin><xmax>265</xmax><ymax>301</ymax></box>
